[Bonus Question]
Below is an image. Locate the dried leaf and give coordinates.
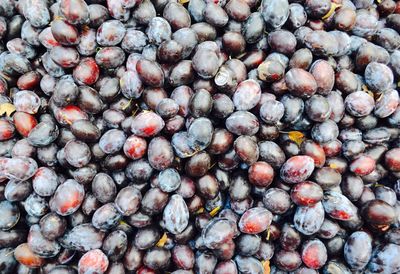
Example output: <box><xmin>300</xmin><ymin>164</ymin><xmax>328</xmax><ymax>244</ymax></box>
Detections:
<box><xmin>156</xmin><ymin>233</ymin><xmax>168</xmax><ymax>247</ymax></box>
<box><xmin>375</xmin><ymin>92</ymin><xmax>383</xmax><ymax>102</ymax></box>
<box><xmin>0</xmin><ymin>103</ymin><xmax>16</xmax><ymax>117</ymax></box>
<box><xmin>266</xmin><ymin>228</ymin><xmax>271</xmax><ymax>241</ymax></box>
<box><xmin>322</xmin><ymin>3</ymin><xmax>341</xmax><ymax>20</ymax></box>
<box><xmin>60</xmin><ymin>112</ymin><xmax>73</xmax><ymax>125</ymax></box>
<box><xmin>209</xmin><ymin>206</ymin><xmax>221</xmax><ymax>217</ymax></box>
<box><xmin>376</xmin><ymin>224</ymin><xmax>390</xmax><ymax>231</ymax></box>
<box><xmin>288</xmin><ymin>131</ymin><xmax>305</xmax><ymax>146</ymax></box>
<box><xmin>362</xmin><ymin>85</ymin><xmax>374</xmax><ymax>98</ymax></box>
<box><xmin>179</xmin><ymin>0</ymin><xmax>189</xmax><ymax>4</ymax></box>
<box><xmin>131</xmin><ymin>104</ymin><xmax>140</xmax><ymax>117</ymax></box>
<box><xmin>262</xmin><ymin>260</ymin><xmax>271</xmax><ymax>274</ymax></box>
<box><xmin>81</xmin><ymin>25</ymin><xmax>90</xmax><ymax>32</ymax></box>
<box><xmin>183</xmin><ymin>149</ymin><xmax>200</xmax><ymax>158</ymax></box>
<box><xmin>257</xmin><ymin>62</ymin><xmax>269</xmax><ymax>81</ymax></box>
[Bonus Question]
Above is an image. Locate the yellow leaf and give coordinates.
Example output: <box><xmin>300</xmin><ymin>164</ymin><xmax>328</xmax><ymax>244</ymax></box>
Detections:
<box><xmin>156</xmin><ymin>233</ymin><xmax>168</xmax><ymax>247</ymax></box>
<box><xmin>0</xmin><ymin>103</ymin><xmax>16</xmax><ymax>117</ymax></box>
<box><xmin>262</xmin><ymin>260</ymin><xmax>271</xmax><ymax>274</ymax></box>
<box><xmin>179</xmin><ymin>0</ymin><xmax>189</xmax><ymax>4</ymax></box>
<box><xmin>120</xmin><ymin>78</ymin><xmax>125</xmax><ymax>89</ymax></box>
<box><xmin>209</xmin><ymin>206</ymin><xmax>221</xmax><ymax>217</ymax></box>
<box><xmin>208</xmin><ymin>161</ymin><xmax>217</xmax><ymax>170</ymax></box>
<box><xmin>119</xmin><ymin>220</ymin><xmax>128</xmax><ymax>226</ymax></box>
<box><xmin>236</xmin><ymin>52</ymin><xmax>247</xmax><ymax>59</ymax></box>
<box><xmin>195</xmin><ymin>207</ymin><xmax>205</xmax><ymax>215</ymax></box>
<box><xmin>122</xmin><ymin>98</ymin><xmax>132</xmax><ymax>110</ymax></box>
<box><xmin>376</xmin><ymin>0</ymin><xmax>382</xmax><ymax>3</ymax></box>
<box><xmin>322</xmin><ymin>3</ymin><xmax>342</xmax><ymax>20</ymax></box>
<box><xmin>288</xmin><ymin>131</ymin><xmax>305</xmax><ymax>146</ymax></box>
<box><xmin>329</xmin><ymin>163</ymin><xmax>338</xmax><ymax>169</ymax></box>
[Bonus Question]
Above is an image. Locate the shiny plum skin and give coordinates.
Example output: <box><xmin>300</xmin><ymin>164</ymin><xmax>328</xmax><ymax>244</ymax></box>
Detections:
<box><xmin>294</xmin><ymin>202</ymin><xmax>325</xmax><ymax>235</ymax></box>
<box><xmin>238</xmin><ymin>207</ymin><xmax>273</xmax><ymax>234</ymax></box>
<box><xmin>301</xmin><ymin>239</ymin><xmax>327</xmax><ymax>269</ymax></box>
<box><xmin>280</xmin><ymin>155</ymin><xmax>315</xmax><ymax>184</ymax></box>
<box><xmin>344</xmin><ymin>231</ymin><xmax>372</xmax><ymax>270</ymax></box>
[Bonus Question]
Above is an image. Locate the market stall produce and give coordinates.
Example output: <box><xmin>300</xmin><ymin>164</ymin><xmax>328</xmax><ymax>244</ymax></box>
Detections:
<box><xmin>1</xmin><ymin>0</ymin><xmax>400</xmax><ymax>273</ymax></box>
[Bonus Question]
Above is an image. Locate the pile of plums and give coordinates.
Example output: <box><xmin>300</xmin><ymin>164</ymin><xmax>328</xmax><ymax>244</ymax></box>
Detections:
<box><xmin>2</xmin><ymin>0</ymin><xmax>400</xmax><ymax>273</ymax></box>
